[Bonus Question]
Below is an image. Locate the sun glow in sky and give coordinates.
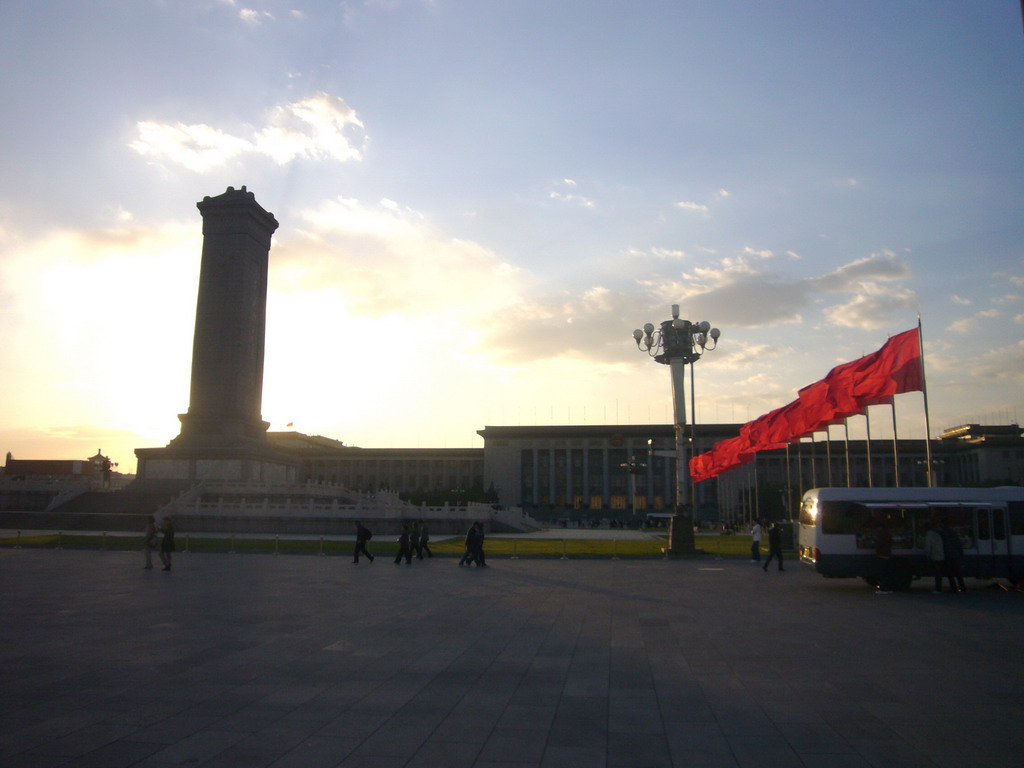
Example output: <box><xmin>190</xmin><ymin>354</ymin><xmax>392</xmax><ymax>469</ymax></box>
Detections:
<box><xmin>1</xmin><ymin>1</ymin><xmax>1022</xmax><ymax>471</ymax></box>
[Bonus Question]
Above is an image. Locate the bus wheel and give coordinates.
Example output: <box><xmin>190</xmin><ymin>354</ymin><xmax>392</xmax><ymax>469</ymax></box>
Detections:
<box><xmin>862</xmin><ymin>576</ymin><xmax>878</xmax><ymax>589</ymax></box>
<box><xmin>891</xmin><ymin>560</ymin><xmax>914</xmax><ymax>592</ymax></box>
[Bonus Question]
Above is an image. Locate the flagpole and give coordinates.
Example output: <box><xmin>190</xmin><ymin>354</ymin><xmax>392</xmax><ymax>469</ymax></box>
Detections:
<box><xmin>917</xmin><ymin>314</ymin><xmax>936</xmax><ymax>487</ymax></box>
<box><xmin>890</xmin><ymin>397</ymin><xmax>900</xmax><ymax>488</ymax></box>
<box><xmin>843</xmin><ymin>419</ymin><xmax>851</xmax><ymax>487</ymax></box>
<box><xmin>825</xmin><ymin>424</ymin><xmax>833</xmax><ymax>487</ymax></box>
<box><xmin>810</xmin><ymin>433</ymin><xmax>818</xmax><ymax>488</ymax></box>
<box><xmin>785</xmin><ymin>443</ymin><xmax>793</xmax><ymax>516</ymax></box>
<box><xmin>865</xmin><ymin>408</ymin><xmax>874</xmax><ymax>488</ymax></box>
<box><xmin>797</xmin><ymin>439</ymin><xmax>805</xmax><ymax>499</ymax></box>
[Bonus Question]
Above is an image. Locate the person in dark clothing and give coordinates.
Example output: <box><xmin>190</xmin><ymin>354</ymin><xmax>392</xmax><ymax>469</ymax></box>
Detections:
<box><xmin>458</xmin><ymin>524</ymin><xmax>477</xmax><ymax>566</ymax></box>
<box><xmin>418</xmin><ymin>521</ymin><xmax>432</xmax><ymax>559</ymax></box>
<box><xmin>939</xmin><ymin>519</ymin><xmax>966</xmax><ymax>592</ymax></box>
<box><xmin>143</xmin><ymin>515</ymin><xmax>158</xmax><ymax>570</ymax></box>
<box><xmin>159</xmin><ymin>517</ymin><xmax>176</xmax><ymax>571</ymax></box>
<box><xmin>471</xmin><ymin>522</ymin><xmax>487</xmax><ymax>567</ymax></box>
<box><xmin>395</xmin><ymin>523</ymin><xmax>413</xmax><ymax>564</ymax></box>
<box><xmin>353</xmin><ymin>521</ymin><xmax>374</xmax><ymax>563</ymax></box>
<box><xmin>762</xmin><ymin>521</ymin><xmax>784</xmax><ymax>572</ymax></box>
<box><xmin>410</xmin><ymin>521</ymin><xmax>422</xmax><ymax>559</ymax></box>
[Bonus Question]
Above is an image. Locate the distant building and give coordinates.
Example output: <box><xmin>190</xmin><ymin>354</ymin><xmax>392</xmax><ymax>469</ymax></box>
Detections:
<box><xmin>0</xmin><ymin>450</ymin><xmax>130</xmax><ymax>511</ymax></box>
<box><xmin>267</xmin><ymin>432</ymin><xmax>484</xmax><ymax>496</ymax></box>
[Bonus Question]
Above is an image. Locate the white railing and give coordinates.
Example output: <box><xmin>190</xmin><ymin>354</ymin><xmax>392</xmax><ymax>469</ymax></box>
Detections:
<box><xmin>42</xmin><ymin>481</ymin><xmax>92</xmax><ymax>511</ymax></box>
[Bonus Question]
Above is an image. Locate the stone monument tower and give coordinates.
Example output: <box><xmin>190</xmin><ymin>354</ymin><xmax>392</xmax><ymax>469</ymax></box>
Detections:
<box><xmin>135</xmin><ymin>187</ymin><xmax>298</xmax><ymax>483</ymax></box>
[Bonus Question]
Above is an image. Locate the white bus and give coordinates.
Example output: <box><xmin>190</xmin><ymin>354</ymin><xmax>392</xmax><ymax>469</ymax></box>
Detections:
<box><xmin>798</xmin><ymin>487</ymin><xmax>1024</xmax><ymax>590</ymax></box>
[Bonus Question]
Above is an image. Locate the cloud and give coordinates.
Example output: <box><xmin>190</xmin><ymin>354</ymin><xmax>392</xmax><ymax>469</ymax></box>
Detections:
<box><xmin>822</xmin><ymin>285</ymin><xmax>919</xmax><ymax>329</ymax></box>
<box><xmin>130</xmin><ymin>92</ymin><xmax>366</xmax><ymax>172</ymax></box>
<box><xmin>549</xmin><ymin>191</ymin><xmax>595</xmax><ymax>208</ymax></box>
<box><xmin>947</xmin><ymin>308</ymin><xmax>1004</xmax><ymax>334</ymax></box>
<box><xmin>130</xmin><ymin>122</ymin><xmax>253</xmax><ymax>173</ymax></box>
<box><xmin>239</xmin><ymin>8</ymin><xmax>274</xmax><ymax>23</ymax></box>
<box><xmin>806</xmin><ymin>251</ymin><xmax>910</xmax><ymax>292</ymax></box>
<box><xmin>276</xmin><ymin>196</ymin><xmax>523</xmax><ymax>317</ymax></box>
<box><xmin>951</xmin><ymin>294</ymin><xmax>972</xmax><ymax>306</ymax></box>
<box><xmin>970</xmin><ymin>340</ymin><xmax>1024</xmax><ymax>383</ymax></box>
<box><xmin>673</xmin><ymin>189</ymin><xmax>729</xmax><ymax>216</ymax></box>
<box><xmin>673</xmin><ymin>201</ymin><xmax>709</xmax><ymax>215</ymax></box>
<box><xmin>549</xmin><ymin>179</ymin><xmax>594</xmax><ymax>208</ymax></box>
<box><xmin>478</xmin><ymin>287</ymin><xmax>650</xmax><ymax>364</ymax></box>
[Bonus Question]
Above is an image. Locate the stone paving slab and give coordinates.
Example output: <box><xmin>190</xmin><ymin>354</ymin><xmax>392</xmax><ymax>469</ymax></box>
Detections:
<box><xmin>1</xmin><ymin>549</ymin><xmax>1022</xmax><ymax>768</ymax></box>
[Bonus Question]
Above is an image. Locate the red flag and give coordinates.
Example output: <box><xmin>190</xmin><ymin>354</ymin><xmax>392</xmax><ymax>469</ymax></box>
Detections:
<box><xmin>850</xmin><ymin>328</ymin><xmax>922</xmax><ymax>406</ymax></box>
<box><xmin>689</xmin><ymin>327</ymin><xmax>922</xmax><ymax>483</ymax></box>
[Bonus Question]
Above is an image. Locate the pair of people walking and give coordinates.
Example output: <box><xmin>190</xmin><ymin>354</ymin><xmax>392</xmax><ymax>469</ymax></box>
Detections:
<box><xmin>458</xmin><ymin>522</ymin><xmax>487</xmax><ymax>567</ymax></box>
<box><xmin>143</xmin><ymin>515</ymin><xmax>175</xmax><ymax>571</ymax></box>
<box><xmin>352</xmin><ymin>520</ymin><xmax>432</xmax><ymax>564</ymax></box>
<box><xmin>394</xmin><ymin>521</ymin><xmax>433</xmax><ymax>564</ymax></box>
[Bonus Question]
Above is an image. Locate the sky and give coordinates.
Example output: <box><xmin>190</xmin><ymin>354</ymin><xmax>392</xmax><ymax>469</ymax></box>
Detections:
<box><xmin>1</xmin><ymin>0</ymin><xmax>1022</xmax><ymax>471</ymax></box>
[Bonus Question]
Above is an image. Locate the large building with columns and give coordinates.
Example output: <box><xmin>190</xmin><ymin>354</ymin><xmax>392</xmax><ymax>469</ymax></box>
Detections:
<box><xmin>270</xmin><ymin>422</ymin><xmax>1024</xmax><ymax>524</ymax></box>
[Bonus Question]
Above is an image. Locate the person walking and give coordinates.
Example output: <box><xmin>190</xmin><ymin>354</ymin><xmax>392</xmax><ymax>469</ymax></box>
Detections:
<box><xmin>410</xmin><ymin>521</ymin><xmax>422</xmax><ymax>560</ymax></box>
<box><xmin>158</xmin><ymin>517</ymin><xmax>176</xmax><ymax>571</ymax></box>
<box><xmin>418</xmin><ymin>521</ymin><xmax>432</xmax><ymax>559</ymax></box>
<box><xmin>143</xmin><ymin>515</ymin><xmax>158</xmax><ymax>570</ymax></box>
<box><xmin>762</xmin><ymin>521</ymin><xmax>784</xmax><ymax>572</ymax></box>
<box><xmin>751</xmin><ymin>518</ymin><xmax>763</xmax><ymax>563</ymax></box>
<box><xmin>395</xmin><ymin>523</ymin><xmax>413</xmax><ymax>564</ymax></box>
<box><xmin>940</xmin><ymin>518</ymin><xmax>966</xmax><ymax>593</ymax></box>
<box><xmin>924</xmin><ymin>519</ymin><xmax>946</xmax><ymax>593</ymax></box>
<box><xmin>471</xmin><ymin>522</ymin><xmax>487</xmax><ymax>567</ymax></box>
<box><xmin>353</xmin><ymin>521</ymin><xmax>374</xmax><ymax>563</ymax></box>
<box><xmin>458</xmin><ymin>523</ymin><xmax>477</xmax><ymax>566</ymax></box>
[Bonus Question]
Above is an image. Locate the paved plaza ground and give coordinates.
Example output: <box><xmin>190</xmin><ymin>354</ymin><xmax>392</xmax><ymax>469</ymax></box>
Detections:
<box><xmin>1</xmin><ymin>547</ymin><xmax>1022</xmax><ymax>768</ymax></box>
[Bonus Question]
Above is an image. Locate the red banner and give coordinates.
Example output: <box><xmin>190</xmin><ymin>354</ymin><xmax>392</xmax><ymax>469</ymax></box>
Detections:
<box><xmin>689</xmin><ymin>328</ymin><xmax>922</xmax><ymax>482</ymax></box>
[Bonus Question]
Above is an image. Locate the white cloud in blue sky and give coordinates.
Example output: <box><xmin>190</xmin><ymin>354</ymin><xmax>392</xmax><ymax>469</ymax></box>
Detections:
<box><xmin>0</xmin><ymin>0</ymin><xmax>1022</xmax><ymax>461</ymax></box>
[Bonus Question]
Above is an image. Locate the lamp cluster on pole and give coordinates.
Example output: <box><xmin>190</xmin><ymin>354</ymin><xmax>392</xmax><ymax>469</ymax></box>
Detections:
<box><xmin>632</xmin><ymin>304</ymin><xmax>721</xmax><ymax>555</ymax></box>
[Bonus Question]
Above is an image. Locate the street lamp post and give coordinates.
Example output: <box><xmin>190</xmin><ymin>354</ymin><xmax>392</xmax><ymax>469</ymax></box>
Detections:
<box><xmin>633</xmin><ymin>305</ymin><xmax>720</xmax><ymax>555</ymax></box>
<box><xmin>620</xmin><ymin>454</ymin><xmax>647</xmax><ymax>527</ymax></box>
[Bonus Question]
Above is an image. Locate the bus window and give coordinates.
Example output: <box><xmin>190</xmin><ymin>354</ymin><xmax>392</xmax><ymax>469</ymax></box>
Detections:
<box><xmin>993</xmin><ymin>509</ymin><xmax>1006</xmax><ymax>541</ymax></box>
<box><xmin>799</xmin><ymin>497</ymin><xmax>818</xmax><ymax>526</ymax></box>
<box><xmin>849</xmin><ymin>505</ymin><xmax>913</xmax><ymax>550</ymax></box>
<box><xmin>946</xmin><ymin>506</ymin><xmax>976</xmax><ymax>550</ymax></box>
<box><xmin>1011</xmin><ymin>502</ymin><xmax>1024</xmax><ymax>537</ymax></box>
<box><xmin>821</xmin><ymin>501</ymin><xmax>860</xmax><ymax>535</ymax></box>
<box><xmin>978</xmin><ymin>510</ymin><xmax>990</xmax><ymax>541</ymax></box>
<box><xmin>913</xmin><ymin>509</ymin><xmax>937</xmax><ymax>549</ymax></box>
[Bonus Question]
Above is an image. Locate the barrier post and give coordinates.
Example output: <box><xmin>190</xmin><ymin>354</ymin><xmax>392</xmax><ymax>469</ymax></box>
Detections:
<box><xmin>611</xmin><ymin>538</ymin><xmax>619</xmax><ymax>560</ymax></box>
<box><xmin>274</xmin><ymin>535</ymin><xmax>280</xmax><ymax>555</ymax></box>
<box><xmin>319</xmin><ymin>536</ymin><xmax>325</xmax><ymax>556</ymax></box>
<box><xmin>101</xmin><ymin>532</ymin><xmax>107</xmax><ymax>551</ymax></box>
<box><xmin>15</xmin><ymin>530</ymin><xmax>21</xmax><ymax>548</ymax></box>
<box><xmin>185</xmin><ymin>533</ymin><xmax>190</xmax><ymax>553</ymax></box>
<box><xmin>560</xmin><ymin>539</ymin><xmax>568</xmax><ymax>560</ymax></box>
<box><xmin>57</xmin><ymin>531</ymin><xmax>63</xmax><ymax>550</ymax></box>
<box><xmin>229</xmin><ymin>535</ymin><xmax>235</xmax><ymax>554</ymax></box>
<box><xmin>511</xmin><ymin>540</ymin><xmax>518</xmax><ymax>560</ymax></box>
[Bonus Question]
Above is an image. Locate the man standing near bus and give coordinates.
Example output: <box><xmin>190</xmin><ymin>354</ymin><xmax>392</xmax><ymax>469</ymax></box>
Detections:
<box><xmin>924</xmin><ymin>519</ymin><xmax>946</xmax><ymax>593</ymax></box>
<box><xmin>940</xmin><ymin>519</ymin><xmax>966</xmax><ymax>593</ymax></box>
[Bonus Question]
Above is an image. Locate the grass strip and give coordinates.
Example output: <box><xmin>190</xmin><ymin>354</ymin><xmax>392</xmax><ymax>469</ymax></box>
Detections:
<box><xmin>0</xmin><ymin>533</ymin><xmax>786</xmax><ymax>558</ymax></box>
